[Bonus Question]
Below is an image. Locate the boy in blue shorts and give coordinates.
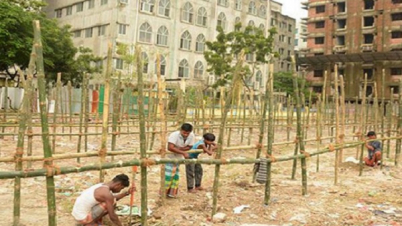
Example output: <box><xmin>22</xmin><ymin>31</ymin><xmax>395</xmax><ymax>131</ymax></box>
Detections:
<box><xmin>185</xmin><ymin>133</ymin><xmax>216</xmax><ymax>193</ymax></box>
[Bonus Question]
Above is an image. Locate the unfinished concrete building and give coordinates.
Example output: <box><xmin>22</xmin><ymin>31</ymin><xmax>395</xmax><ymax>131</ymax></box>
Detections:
<box><xmin>298</xmin><ymin>0</ymin><xmax>402</xmax><ymax>101</ymax></box>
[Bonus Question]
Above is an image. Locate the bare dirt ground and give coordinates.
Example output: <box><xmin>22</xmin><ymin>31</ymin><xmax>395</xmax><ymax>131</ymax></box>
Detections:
<box><xmin>0</xmin><ymin>124</ymin><xmax>401</xmax><ymax>226</ymax></box>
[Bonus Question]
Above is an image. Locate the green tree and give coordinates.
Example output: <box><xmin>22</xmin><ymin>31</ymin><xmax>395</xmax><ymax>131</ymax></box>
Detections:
<box><xmin>70</xmin><ymin>47</ymin><xmax>103</xmax><ymax>86</ymax></box>
<box><xmin>5</xmin><ymin>0</ymin><xmax>46</xmax><ymax>12</ymax></box>
<box><xmin>273</xmin><ymin>71</ymin><xmax>312</xmax><ymax>99</ymax></box>
<box><xmin>0</xmin><ymin>1</ymin><xmax>77</xmax><ymax>84</ymax></box>
<box><xmin>204</xmin><ymin>23</ymin><xmax>277</xmax><ymax>89</ymax></box>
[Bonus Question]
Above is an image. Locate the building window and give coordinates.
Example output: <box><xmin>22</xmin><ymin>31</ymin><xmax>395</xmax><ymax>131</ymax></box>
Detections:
<box><xmin>158</xmin><ymin>0</ymin><xmax>170</xmax><ymax>17</ymax></box>
<box><xmin>139</xmin><ymin>22</ymin><xmax>152</xmax><ymax>42</ymax></box>
<box><xmin>316</xmin><ymin>5</ymin><xmax>325</xmax><ymax>14</ymax></box>
<box><xmin>288</xmin><ymin>24</ymin><xmax>292</xmax><ymax>32</ymax></box>
<box><xmin>141</xmin><ymin>0</ymin><xmax>155</xmax><ymax>13</ymax></box>
<box><xmin>248</xmin><ymin>1</ymin><xmax>256</xmax><ymax>15</ymax></box>
<box><xmin>88</xmin><ymin>0</ymin><xmax>95</xmax><ymax>9</ymax></box>
<box><xmin>115</xmin><ymin>58</ymin><xmax>124</xmax><ymax>70</ymax></box>
<box><xmin>55</xmin><ymin>9</ymin><xmax>62</xmax><ymax>18</ymax></box>
<box><xmin>197</xmin><ymin>7</ymin><xmax>207</xmax><ymax>26</ymax></box>
<box><xmin>118</xmin><ymin>24</ymin><xmax>127</xmax><ymax>35</ymax></box>
<box><xmin>141</xmin><ymin>52</ymin><xmax>149</xmax><ymax>73</ymax></box>
<box><xmin>315</xmin><ymin>37</ymin><xmax>325</xmax><ymax>44</ymax></box>
<box><xmin>255</xmin><ymin>70</ymin><xmax>263</xmax><ymax>87</ymax></box>
<box><xmin>235</xmin><ymin>0</ymin><xmax>242</xmax><ymax>10</ymax></box>
<box><xmin>76</xmin><ymin>2</ymin><xmax>84</xmax><ymax>12</ymax></box>
<box><xmin>194</xmin><ymin>61</ymin><xmax>204</xmax><ymax>78</ymax></box>
<box><xmin>279</xmin><ymin>48</ymin><xmax>284</xmax><ymax>55</ymax></box>
<box><xmin>337</xmin><ymin>2</ymin><xmax>346</xmax><ymax>13</ymax></box>
<box><xmin>363</xmin><ymin>34</ymin><xmax>374</xmax><ymax>44</ymax></box>
<box><xmin>337</xmin><ymin>19</ymin><xmax>346</xmax><ymax>29</ymax></box>
<box><xmin>288</xmin><ymin>37</ymin><xmax>292</xmax><ymax>45</ymax></box>
<box><xmin>155</xmin><ymin>55</ymin><xmax>166</xmax><ymax>76</ymax></box>
<box><xmin>279</xmin><ymin>35</ymin><xmax>285</xmax><ymax>42</ymax></box>
<box><xmin>156</xmin><ymin>26</ymin><xmax>169</xmax><ymax>46</ymax></box>
<box><xmin>363</xmin><ymin>69</ymin><xmax>374</xmax><ymax>79</ymax></box>
<box><xmin>73</xmin><ymin>30</ymin><xmax>81</xmax><ymax>38</ymax></box>
<box><xmin>101</xmin><ymin>0</ymin><xmax>108</xmax><ymax>5</ymax></box>
<box><xmin>364</xmin><ymin>0</ymin><xmax>375</xmax><ymax>10</ymax></box>
<box><xmin>217</xmin><ymin>12</ymin><xmax>227</xmax><ymax>30</ymax></box>
<box><xmin>259</xmin><ymin>6</ymin><xmax>266</xmax><ymax>18</ymax></box>
<box><xmin>98</xmin><ymin>25</ymin><xmax>107</xmax><ymax>36</ymax></box>
<box><xmin>196</xmin><ymin>34</ymin><xmax>205</xmax><ymax>52</ymax></box>
<box><xmin>85</xmin><ymin>28</ymin><xmax>93</xmax><ymax>38</ymax></box>
<box><xmin>218</xmin><ymin>0</ymin><xmax>228</xmax><ymax>7</ymax></box>
<box><xmin>246</xmin><ymin>53</ymin><xmax>254</xmax><ymax>61</ymax></box>
<box><xmin>391</xmin><ymin>31</ymin><xmax>402</xmax><ymax>39</ymax></box>
<box><xmin>182</xmin><ymin>2</ymin><xmax>194</xmax><ymax>23</ymax></box>
<box><xmin>363</xmin><ymin>16</ymin><xmax>375</xmax><ymax>27</ymax></box>
<box><xmin>66</xmin><ymin>6</ymin><xmax>73</xmax><ymax>15</ymax></box>
<box><xmin>337</xmin><ymin>36</ymin><xmax>345</xmax><ymax>45</ymax></box>
<box><xmin>178</xmin><ymin>59</ymin><xmax>189</xmax><ymax>78</ymax></box>
<box><xmin>259</xmin><ymin>24</ymin><xmax>265</xmax><ymax>34</ymax></box>
<box><xmin>315</xmin><ymin>21</ymin><xmax>325</xmax><ymax>28</ymax></box>
<box><xmin>391</xmin><ymin>68</ymin><xmax>402</xmax><ymax>75</ymax></box>
<box><xmin>313</xmin><ymin>70</ymin><xmax>323</xmax><ymax>77</ymax></box>
<box><xmin>390</xmin><ymin>86</ymin><xmax>400</xmax><ymax>94</ymax></box>
<box><xmin>392</xmin><ymin>13</ymin><xmax>402</xmax><ymax>21</ymax></box>
<box><xmin>180</xmin><ymin>31</ymin><xmax>192</xmax><ymax>50</ymax></box>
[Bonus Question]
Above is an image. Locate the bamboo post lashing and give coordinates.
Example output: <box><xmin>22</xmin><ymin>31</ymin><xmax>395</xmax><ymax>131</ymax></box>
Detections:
<box><xmin>135</xmin><ymin>46</ymin><xmax>148</xmax><ymax>226</ymax></box>
<box><xmin>33</xmin><ymin>20</ymin><xmax>57</xmax><ymax>226</ymax></box>
<box><xmin>99</xmin><ymin>44</ymin><xmax>113</xmax><ymax>182</ymax></box>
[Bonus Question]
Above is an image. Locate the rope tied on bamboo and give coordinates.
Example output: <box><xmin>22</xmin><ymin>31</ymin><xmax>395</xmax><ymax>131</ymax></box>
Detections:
<box><xmin>256</xmin><ymin>143</ymin><xmax>263</xmax><ymax>149</ymax></box>
<box><xmin>266</xmin><ymin>154</ymin><xmax>277</xmax><ymax>162</ymax></box>
<box><xmin>98</xmin><ymin>148</ymin><xmax>107</xmax><ymax>158</ymax></box>
<box><xmin>112</xmin><ymin>131</ymin><xmax>120</xmax><ymax>135</ymax></box>
<box><xmin>338</xmin><ymin>134</ymin><xmax>345</xmax><ymax>139</ymax></box>
<box><xmin>328</xmin><ymin>144</ymin><xmax>335</xmax><ymax>152</ymax></box>
<box><xmin>141</xmin><ymin>158</ymin><xmax>156</xmax><ymax>167</ymax></box>
<box><xmin>300</xmin><ymin>150</ymin><xmax>311</xmax><ymax>158</ymax></box>
<box><xmin>220</xmin><ymin>158</ymin><xmax>228</xmax><ymax>164</ymax></box>
<box><xmin>294</xmin><ymin>137</ymin><xmax>299</xmax><ymax>144</ymax></box>
<box><xmin>203</xmin><ymin>124</ymin><xmax>210</xmax><ymax>129</ymax></box>
<box><xmin>14</xmin><ymin>148</ymin><xmax>24</xmax><ymax>163</ymax></box>
<box><xmin>316</xmin><ymin>136</ymin><xmax>321</xmax><ymax>141</ymax></box>
<box><xmin>43</xmin><ymin>157</ymin><xmax>61</xmax><ymax>176</ymax></box>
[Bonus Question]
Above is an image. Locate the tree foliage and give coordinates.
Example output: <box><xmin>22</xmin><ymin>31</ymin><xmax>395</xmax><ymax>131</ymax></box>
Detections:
<box><xmin>0</xmin><ymin>1</ymin><xmax>82</xmax><ymax>85</ymax></box>
<box><xmin>273</xmin><ymin>71</ymin><xmax>312</xmax><ymax>99</ymax></box>
<box><xmin>204</xmin><ymin>23</ymin><xmax>277</xmax><ymax>88</ymax></box>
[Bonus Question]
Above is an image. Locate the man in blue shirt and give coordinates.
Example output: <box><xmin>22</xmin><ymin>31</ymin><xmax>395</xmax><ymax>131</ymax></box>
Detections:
<box><xmin>185</xmin><ymin>133</ymin><xmax>216</xmax><ymax>193</ymax></box>
<box><xmin>364</xmin><ymin>131</ymin><xmax>382</xmax><ymax>167</ymax></box>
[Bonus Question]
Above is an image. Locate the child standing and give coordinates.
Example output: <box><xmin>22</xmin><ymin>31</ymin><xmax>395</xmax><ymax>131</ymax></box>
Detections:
<box><xmin>185</xmin><ymin>133</ymin><xmax>216</xmax><ymax>193</ymax></box>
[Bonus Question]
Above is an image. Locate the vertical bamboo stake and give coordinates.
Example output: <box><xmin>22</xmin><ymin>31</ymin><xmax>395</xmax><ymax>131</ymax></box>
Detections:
<box><xmin>395</xmin><ymin>79</ymin><xmax>402</xmax><ymax>166</ymax></box>
<box><xmin>33</xmin><ymin>20</ymin><xmax>57</xmax><ymax>226</ymax></box>
<box><xmin>286</xmin><ymin>96</ymin><xmax>291</xmax><ymax>144</ymax></box>
<box><xmin>156</xmin><ymin>54</ymin><xmax>167</xmax><ymax>205</ymax></box>
<box><xmin>135</xmin><ymin>46</ymin><xmax>148</xmax><ymax>226</ymax></box>
<box><xmin>316</xmin><ymin>96</ymin><xmax>322</xmax><ymax>172</ymax></box>
<box><xmin>76</xmin><ymin>74</ymin><xmax>85</xmax><ymax>163</ymax></box>
<box><xmin>1</xmin><ymin>77</ymin><xmax>8</xmax><ymax>138</ymax></box>
<box><xmin>52</xmin><ymin>73</ymin><xmax>61</xmax><ymax>153</ymax></box>
<box><xmin>67</xmin><ymin>81</ymin><xmax>73</xmax><ymax>140</ymax></box>
<box><xmin>381</xmin><ymin>69</ymin><xmax>385</xmax><ymax>150</ymax></box>
<box><xmin>334</xmin><ymin>65</ymin><xmax>340</xmax><ymax>185</ymax></box>
<box><xmin>13</xmin><ymin>67</ymin><xmax>30</xmax><ymax>226</ymax></box>
<box><xmin>99</xmin><ymin>44</ymin><xmax>113</xmax><ymax>182</ymax></box>
<box><xmin>26</xmin><ymin>49</ymin><xmax>36</xmax><ymax>169</ymax></box>
<box><xmin>374</xmin><ymin>82</ymin><xmax>379</xmax><ymax>132</ymax></box>
<box><xmin>359</xmin><ymin>74</ymin><xmax>368</xmax><ymax>176</ymax></box>
<box><xmin>340</xmin><ymin>76</ymin><xmax>346</xmax><ymax>165</ymax></box>
<box><xmin>386</xmin><ymin>100</ymin><xmax>392</xmax><ymax>158</ymax></box>
<box><xmin>111</xmin><ymin>73</ymin><xmax>121</xmax><ymax>156</ymax></box>
<box><xmin>83</xmin><ymin>74</ymin><xmax>90</xmax><ymax>153</ymax></box>
<box><xmin>241</xmin><ymin>91</ymin><xmax>247</xmax><ymax>143</ymax></box>
<box><xmin>291</xmin><ymin>56</ymin><xmax>307</xmax><ymax>195</ymax></box>
<box><xmin>263</xmin><ymin>62</ymin><xmax>274</xmax><ymax>205</ymax></box>
<box><xmin>212</xmin><ymin>52</ymin><xmax>244</xmax><ymax>216</ymax></box>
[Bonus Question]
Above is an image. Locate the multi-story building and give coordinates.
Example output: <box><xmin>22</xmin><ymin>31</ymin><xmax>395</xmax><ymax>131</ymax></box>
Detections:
<box><xmin>270</xmin><ymin>1</ymin><xmax>296</xmax><ymax>72</ymax></box>
<box><xmin>295</xmin><ymin>20</ymin><xmax>308</xmax><ymax>58</ymax></box>
<box><xmin>299</xmin><ymin>0</ymin><xmax>402</xmax><ymax>100</ymax></box>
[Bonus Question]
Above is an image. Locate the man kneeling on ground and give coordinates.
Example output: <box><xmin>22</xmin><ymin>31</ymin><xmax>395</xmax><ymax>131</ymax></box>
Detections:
<box><xmin>72</xmin><ymin>174</ymin><xmax>135</xmax><ymax>226</ymax></box>
<box><xmin>364</xmin><ymin>131</ymin><xmax>382</xmax><ymax>167</ymax></box>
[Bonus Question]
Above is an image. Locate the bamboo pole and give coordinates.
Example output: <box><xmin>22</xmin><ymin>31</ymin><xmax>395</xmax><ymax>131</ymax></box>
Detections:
<box><xmin>395</xmin><ymin>79</ymin><xmax>402</xmax><ymax>166</ymax></box>
<box><xmin>33</xmin><ymin>20</ymin><xmax>57</xmax><ymax>226</ymax></box>
<box><xmin>111</xmin><ymin>73</ymin><xmax>121</xmax><ymax>157</ymax></box>
<box><xmin>334</xmin><ymin>65</ymin><xmax>340</xmax><ymax>185</ymax></box>
<box><xmin>52</xmin><ymin>73</ymin><xmax>61</xmax><ymax>153</ymax></box>
<box><xmin>26</xmin><ymin>48</ymin><xmax>36</xmax><ymax>169</ymax></box>
<box><xmin>13</xmin><ymin>68</ymin><xmax>30</xmax><ymax>226</ymax></box>
<box><xmin>264</xmin><ymin>62</ymin><xmax>274</xmax><ymax>205</ymax></box>
<box><xmin>76</xmin><ymin>74</ymin><xmax>85</xmax><ymax>163</ymax></box>
<box><xmin>212</xmin><ymin>52</ymin><xmax>244</xmax><ymax>217</ymax></box>
<box><xmin>340</xmin><ymin>76</ymin><xmax>346</xmax><ymax>165</ymax></box>
<box><xmin>359</xmin><ymin>74</ymin><xmax>368</xmax><ymax>176</ymax></box>
<box><xmin>99</xmin><ymin>44</ymin><xmax>113</xmax><ymax>182</ymax></box>
<box><xmin>291</xmin><ymin>56</ymin><xmax>307</xmax><ymax>195</ymax></box>
<box><xmin>83</xmin><ymin>74</ymin><xmax>90</xmax><ymax>153</ymax></box>
<box><xmin>136</xmin><ymin>46</ymin><xmax>148</xmax><ymax>226</ymax></box>
<box><xmin>67</xmin><ymin>81</ymin><xmax>73</xmax><ymax>140</ymax></box>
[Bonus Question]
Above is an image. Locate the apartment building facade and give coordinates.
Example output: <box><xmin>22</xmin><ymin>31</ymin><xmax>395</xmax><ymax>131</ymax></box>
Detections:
<box><xmin>299</xmin><ymin>0</ymin><xmax>402</xmax><ymax>100</ymax></box>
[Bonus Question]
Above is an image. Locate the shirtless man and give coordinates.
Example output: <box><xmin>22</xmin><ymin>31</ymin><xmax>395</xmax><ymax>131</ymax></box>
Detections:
<box><xmin>72</xmin><ymin>174</ymin><xmax>135</xmax><ymax>226</ymax></box>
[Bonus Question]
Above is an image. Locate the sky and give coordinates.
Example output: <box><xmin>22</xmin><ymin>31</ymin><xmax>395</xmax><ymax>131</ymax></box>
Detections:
<box><xmin>274</xmin><ymin>0</ymin><xmax>308</xmax><ymax>22</ymax></box>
